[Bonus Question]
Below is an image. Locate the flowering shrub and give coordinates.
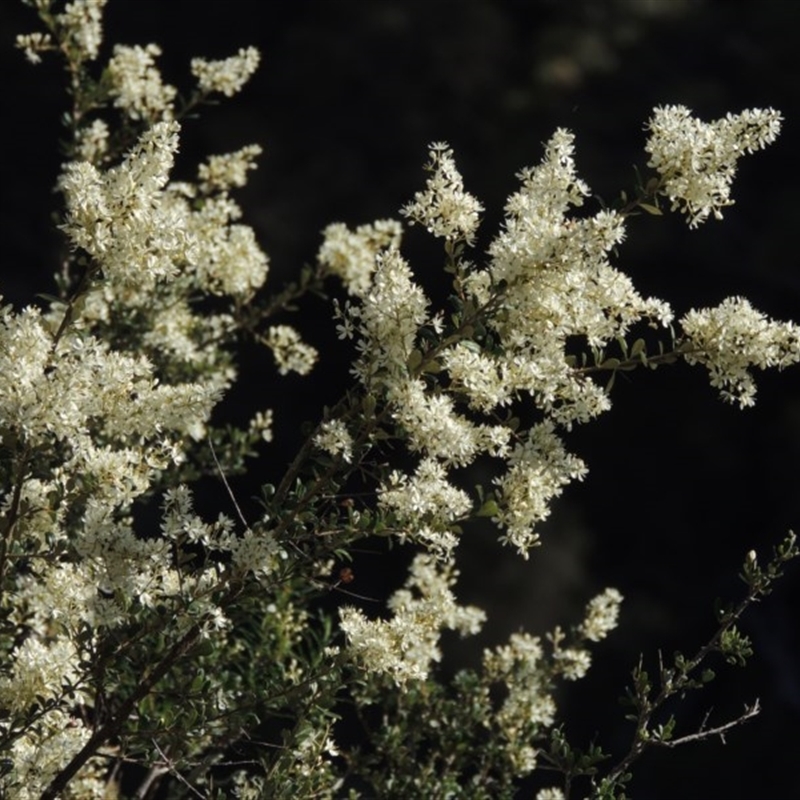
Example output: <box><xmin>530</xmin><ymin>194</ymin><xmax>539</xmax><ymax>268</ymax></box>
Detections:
<box><xmin>3</xmin><ymin>1</ymin><xmax>798</xmax><ymax>798</ymax></box>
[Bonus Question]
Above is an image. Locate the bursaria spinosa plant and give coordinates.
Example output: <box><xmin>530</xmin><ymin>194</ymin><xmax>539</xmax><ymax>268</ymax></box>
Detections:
<box><xmin>2</xmin><ymin>1</ymin><xmax>798</xmax><ymax>798</ymax></box>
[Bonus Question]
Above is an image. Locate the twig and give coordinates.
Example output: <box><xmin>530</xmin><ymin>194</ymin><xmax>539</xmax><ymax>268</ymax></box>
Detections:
<box><xmin>654</xmin><ymin>701</ymin><xmax>760</xmax><ymax>749</ymax></box>
<box><xmin>208</xmin><ymin>436</ymin><xmax>250</xmax><ymax>531</ymax></box>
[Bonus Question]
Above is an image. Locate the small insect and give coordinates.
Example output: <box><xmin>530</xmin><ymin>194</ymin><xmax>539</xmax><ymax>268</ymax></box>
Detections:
<box><xmin>338</xmin><ymin>566</ymin><xmax>355</xmax><ymax>585</ymax></box>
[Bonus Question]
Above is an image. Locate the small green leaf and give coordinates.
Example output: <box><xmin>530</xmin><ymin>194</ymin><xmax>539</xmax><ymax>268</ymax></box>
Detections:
<box><xmin>407</xmin><ymin>349</ymin><xmax>423</xmax><ymax>371</ymax></box>
<box><xmin>639</xmin><ymin>202</ymin><xmax>663</xmax><ymax>216</ymax></box>
<box><xmin>476</xmin><ymin>499</ymin><xmax>500</xmax><ymax>518</ymax></box>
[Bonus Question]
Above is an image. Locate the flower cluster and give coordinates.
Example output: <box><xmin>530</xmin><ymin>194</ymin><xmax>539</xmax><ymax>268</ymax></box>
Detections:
<box><xmin>264</xmin><ymin>324</ymin><xmax>318</xmax><ymax>375</ymax></box>
<box><xmin>317</xmin><ymin>219</ymin><xmax>403</xmax><ymax>296</ymax></box>
<box><xmin>379</xmin><ymin>457</ymin><xmax>473</xmax><ymax>558</ymax></box>
<box><xmin>339</xmin><ymin>554</ymin><xmax>485</xmax><ymax>685</ymax></box>
<box><xmin>493</xmin><ymin>422</ymin><xmax>588</xmax><ymax>555</ymax></box>
<box><xmin>481</xmin><ymin>587</ymin><xmax>623</xmax><ymax>775</ymax></box>
<box><xmin>680</xmin><ymin>296</ymin><xmax>800</xmax><ymax>407</ymax></box>
<box><xmin>401</xmin><ymin>141</ymin><xmax>484</xmax><ymax>245</ymax></box>
<box><xmin>59</xmin><ymin>120</ymin><xmax>187</xmax><ymax>289</ymax></box>
<box><xmin>645</xmin><ymin>105</ymin><xmax>782</xmax><ymax>227</ymax></box>
<box><xmin>198</xmin><ymin>144</ymin><xmax>263</xmax><ymax>193</ymax></box>
<box><xmin>107</xmin><ymin>43</ymin><xmax>177</xmax><ymax>122</ymax></box>
<box><xmin>191</xmin><ymin>46</ymin><xmax>261</xmax><ymax>97</ymax></box>
<box><xmin>313</xmin><ymin>418</ymin><xmax>354</xmax><ymax>463</ymax></box>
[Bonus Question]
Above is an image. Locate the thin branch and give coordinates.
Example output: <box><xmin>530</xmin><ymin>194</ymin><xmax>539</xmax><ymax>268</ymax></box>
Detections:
<box><xmin>208</xmin><ymin>435</ymin><xmax>250</xmax><ymax>531</ymax></box>
<box><xmin>654</xmin><ymin>701</ymin><xmax>760</xmax><ymax>749</ymax></box>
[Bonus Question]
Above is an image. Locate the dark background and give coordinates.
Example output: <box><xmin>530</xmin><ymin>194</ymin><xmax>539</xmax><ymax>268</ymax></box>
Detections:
<box><xmin>2</xmin><ymin>1</ymin><xmax>799</xmax><ymax>798</ymax></box>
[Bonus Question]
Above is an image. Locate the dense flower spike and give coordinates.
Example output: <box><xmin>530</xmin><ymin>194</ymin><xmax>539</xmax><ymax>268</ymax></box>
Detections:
<box><xmin>401</xmin><ymin>142</ymin><xmax>484</xmax><ymax>244</ymax></box>
<box><xmin>645</xmin><ymin>105</ymin><xmax>782</xmax><ymax>227</ymax></box>
<box><xmin>339</xmin><ymin>554</ymin><xmax>486</xmax><ymax>684</ymax></box>
<box><xmin>680</xmin><ymin>296</ymin><xmax>800</xmax><ymax>407</ymax></box>
<box><xmin>107</xmin><ymin>43</ymin><xmax>177</xmax><ymax>121</ymax></box>
<box><xmin>317</xmin><ymin>219</ymin><xmax>403</xmax><ymax>297</ymax></box>
<box><xmin>191</xmin><ymin>46</ymin><xmax>261</xmax><ymax>97</ymax></box>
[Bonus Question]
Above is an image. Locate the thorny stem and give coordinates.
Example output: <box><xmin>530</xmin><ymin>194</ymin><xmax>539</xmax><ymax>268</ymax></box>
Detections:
<box><xmin>599</xmin><ymin>562</ymin><xmax>785</xmax><ymax>792</ymax></box>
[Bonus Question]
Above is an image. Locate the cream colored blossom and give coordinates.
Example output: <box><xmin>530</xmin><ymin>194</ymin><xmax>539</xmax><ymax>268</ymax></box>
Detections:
<box><xmin>340</xmin><ymin>554</ymin><xmax>485</xmax><ymax>685</ymax></box>
<box><xmin>59</xmin><ymin>0</ymin><xmax>106</xmax><ymax>61</ymax></box>
<box><xmin>645</xmin><ymin>105</ymin><xmax>782</xmax><ymax>227</ymax></box>
<box><xmin>348</xmin><ymin>248</ymin><xmax>430</xmax><ymax>385</ymax></box>
<box><xmin>379</xmin><ymin>457</ymin><xmax>472</xmax><ymax>558</ymax></box>
<box><xmin>485</xmin><ymin>128</ymin><xmax>671</xmax><ymax>429</ymax></box>
<box><xmin>264</xmin><ymin>325</ymin><xmax>318</xmax><ymax>375</ymax></box>
<box><xmin>314</xmin><ymin>418</ymin><xmax>354</xmax><ymax>463</ymax></box>
<box><xmin>318</xmin><ymin>219</ymin><xmax>403</xmax><ymax>296</ymax></box>
<box><xmin>74</xmin><ymin>118</ymin><xmax>109</xmax><ymax>163</ymax></box>
<box><xmin>249</xmin><ymin>409</ymin><xmax>274</xmax><ymax>442</ymax></box>
<box><xmin>493</xmin><ymin>422</ymin><xmax>587</xmax><ymax>556</ymax></box>
<box><xmin>483</xmin><ymin>632</ymin><xmax>557</xmax><ymax>736</ymax></box>
<box><xmin>388</xmin><ymin>377</ymin><xmax>510</xmax><ymax>467</ymax></box>
<box><xmin>15</xmin><ymin>31</ymin><xmax>54</xmax><ymax>63</ymax></box>
<box><xmin>402</xmin><ymin>142</ymin><xmax>483</xmax><ymax>244</ymax></box>
<box><xmin>107</xmin><ymin>43</ymin><xmax>177</xmax><ymax>121</ymax></box>
<box><xmin>198</xmin><ymin>144</ymin><xmax>263</xmax><ymax>194</ymax></box>
<box><xmin>191</xmin><ymin>47</ymin><xmax>261</xmax><ymax>97</ymax></box>
<box><xmin>230</xmin><ymin>529</ymin><xmax>283</xmax><ymax>583</ymax></box>
<box><xmin>537</xmin><ymin>789</ymin><xmax>566</xmax><ymax>800</ymax></box>
<box><xmin>0</xmin><ymin>636</ymin><xmax>81</xmax><ymax>714</ymax></box>
<box><xmin>1</xmin><ymin>710</ymin><xmax>94</xmax><ymax>799</ymax></box>
<box><xmin>59</xmin><ymin>120</ymin><xmax>190</xmax><ymax>289</ymax></box>
<box><xmin>555</xmin><ymin>647</ymin><xmax>592</xmax><ymax>681</ymax></box>
<box><xmin>579</xmin><ymin>588</ymin><xmax>623</xmax><ymax>642</ymax></box>
<box><xmin>680</xmin><ymin>296</ymin><xmax>800</xmax><ymax>407</ymax></box>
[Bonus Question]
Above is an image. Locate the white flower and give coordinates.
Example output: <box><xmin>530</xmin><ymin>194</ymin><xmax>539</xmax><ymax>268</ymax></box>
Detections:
<box><xmin>340</xmin><ymin>554</ymin><xmax>485</xmax><ymax>685</ymax></box>
<box><xmin>74</xmin><ymin>118</ymin><xmax>110</xmax><ymax>164</ymax></box>
<box><xmin>1</xmin><ymin>709</ymin><xmax>94</xmax><ymax>799</ymax></box>
<box><xmin>318</xmin><ymin>219</ymin><xmax>403</xmax><ymax>297</ymax></box>
<box><xmin>349</xmin><ymin>248</ymin><xmax>430</xmax><ymax>385</ymax></box>
<box><xmin>537</xmin><ymin>789</ymin><xmax>566</xmax><ymax>800</ymax></box>
<box><xmin>493</xmin><ymin>422</ymin><xmax>587</xmax><ymax>556</ymax></box>
<box><xmin>680</xmin><ymin>296</ymin><xmax>800</xmax><ymax>407</ymax></box>
<box><xmin>579</xmin><ymin>588</ymin><xmax>623</xmax><ymax>642</ymax></box>
<box><xmin>485</xmin><ymin>129</ymin><xmax>671</xmax><ymax>428</ymax></box>
<box><xmin>264</xmin><ymin>325</ymin><xmax>318</xmax><ymax>375</ymax></box>
<box><xmin>198</xmin><ymin>145</ymin><xmax>263</xmax><ymax>193</ymax></box>
<box><xmin>314</xmin><ymin>419</ymin><xmax>354</xmax><ymax>463</ymax></box>
<box><xmin>645</xmin><ymin>105</ymin><xmax>782</xmax><ymax>227</ymax></box>
<box><xmin>107</xmin><ymin>44</ymin><xmax>177</xmax><ymax>122</ymax></box>
<box><xmin>249</xmin><ymin>409</ymin><xmax>274</xmax><ymax>443</ymax></box>
<box><xmin>388</xmin><ymin>378</ymin><xmax>510</xmax><ymax>467</ymax></box>
<box><xmin>483</xmin><ymin>631</ymin><xmax>557</xmax><ymax>738</ymax></box>
<box><xmin>59</xmin><ymin>0</ymin><xmax>107</xmax><ymax>62</ymax></box>
<box><xmin>402</xmin><ymin>142</ymin><xmax>483</xmax><ymax>244</ymax></box>
<box><xmin>15</xmin><ymin>32</ymin><xmax>54</xmax><ymax>64</ymax></box>
<box><xmin>554</xmin><ymin>647</ymin><xmax>592</xmax><ymax>680</ymax></box>
<box><xmin>191</xmin><ymin>47</ymin><xmax>261</xmax><ymax>97</ymax></box>
<box><xmin>0</xmin><ymin>636</ymin><xmax>81</xmax><ymax>714</ymax></box>
<box><xmin>59</xmin><ymin>120</ymin><xmax>190</xmax><ymax>290</ymax></box>
<box><xmin>379</xmin><ymin>457</ymin><xmax>472</xmax><ymax>558</ymax></box>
